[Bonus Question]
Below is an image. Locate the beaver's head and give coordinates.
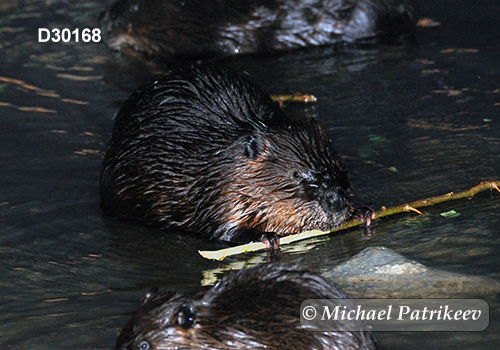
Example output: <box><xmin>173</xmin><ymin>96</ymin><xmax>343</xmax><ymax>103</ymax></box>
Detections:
<box><xmin>214</xmin><ymin>116</ymin><xmax>354</xmax><ymax>241</ymax></box>
<box><xmin>114</xmin><ymin>265</ymin><xmax>378</xmax><ymax>350</ymax></box>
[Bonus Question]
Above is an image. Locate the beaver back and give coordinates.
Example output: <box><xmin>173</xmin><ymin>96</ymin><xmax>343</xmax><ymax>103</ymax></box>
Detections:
<box><xmin>100</xmin><ymin>0</ymin><xmax>417</xmax><ymax>58</ymax></box>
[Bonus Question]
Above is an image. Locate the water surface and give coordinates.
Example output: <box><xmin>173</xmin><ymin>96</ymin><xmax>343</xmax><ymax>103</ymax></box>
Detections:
<box><xmin>1</xmin><ymin>0</ymin><xmax>499</xmax><ymax>349</ymax></box>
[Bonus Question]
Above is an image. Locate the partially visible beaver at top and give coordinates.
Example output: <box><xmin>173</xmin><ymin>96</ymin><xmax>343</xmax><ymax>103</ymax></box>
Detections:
<box><xmin>100</xmin><ymin>66</ymin><xmax>360</xmax><ymax>247</ymax></box>
<box><xmin>100</xmin><ymin>0</ymin><xmax>417</xmax><ymax>58</ymax></box>
<box><xmin>113</xmin><ymin>264</ymin><xmax>379</xmax><ymax>350</ymax></box>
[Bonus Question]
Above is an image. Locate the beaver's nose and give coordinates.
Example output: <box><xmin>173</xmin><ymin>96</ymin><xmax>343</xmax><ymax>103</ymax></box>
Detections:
<box><xmin>321</xmin><ymin>185</ymin><xmax>351</xmax><ymax>213</ymax></box>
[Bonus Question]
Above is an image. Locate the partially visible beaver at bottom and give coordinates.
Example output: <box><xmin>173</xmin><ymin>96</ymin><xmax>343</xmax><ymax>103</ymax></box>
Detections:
<box><xmin>100</xmin><ymin>0</ymin><xmax>417</xmax><ymax>59</ymax></box>
<box><xmin>100</xmin><ymin>66</ymin><xmax>361</xmax><ymax>247</ymax></box>
<box><xmin>114</xmin><ymin>264</ymin><xmax>379</xmax><ymax>350</ymax></box>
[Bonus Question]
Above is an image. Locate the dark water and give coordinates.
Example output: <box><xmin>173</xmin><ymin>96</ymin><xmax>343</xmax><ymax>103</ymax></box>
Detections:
<box><xmin>1</xmin><ymin>0</ymin><xmax>499</xmax><ymax>349</ymax></box>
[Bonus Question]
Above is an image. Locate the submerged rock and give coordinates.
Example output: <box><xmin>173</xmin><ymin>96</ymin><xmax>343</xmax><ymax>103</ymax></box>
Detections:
<box><xmin>323</xmin><ymin>246</ymin><xmax>500</xmax><ymax>298</ymax></box>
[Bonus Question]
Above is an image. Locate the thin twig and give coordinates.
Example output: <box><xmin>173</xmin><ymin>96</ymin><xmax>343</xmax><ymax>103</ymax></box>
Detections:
<box><xmin>270</xmin><ymin>94</ymin><xmax>317</xmax><ymax>107</ymax></box>
<box><xmin>199</xmin><ymin>181</ymin><xmax>500</xmax><ymax>260</ymax></box>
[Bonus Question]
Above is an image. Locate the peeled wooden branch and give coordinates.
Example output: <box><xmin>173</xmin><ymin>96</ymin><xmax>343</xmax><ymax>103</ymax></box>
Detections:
<box><xmin>270</xmin><ymin>94</ymin><xmax>317</xmax><ymax>107</ymax></box>
<box><xmin>199</xmin><ymin>181</ymin><xmax>500</xmax><ymax>260</ymax></box>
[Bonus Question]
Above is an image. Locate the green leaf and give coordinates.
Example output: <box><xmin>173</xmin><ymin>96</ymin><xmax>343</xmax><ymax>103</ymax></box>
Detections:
<box><xmin>440</xmin><ymin>210</ymin><xmax>461</xmax><ymax>218</ymax></box>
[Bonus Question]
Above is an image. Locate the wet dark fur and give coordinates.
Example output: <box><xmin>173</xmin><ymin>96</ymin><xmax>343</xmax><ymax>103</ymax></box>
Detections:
<box><xmin>114</xmin><ymin>264</ymin><xmax>379</xmax><ymax>350</ymax></box>
<box><xmin>100</xmin><ymin>66</ymin><xmax>354</xmax><ymax>242</ymax></box>
<box><xmin>100</xmin><ymin>0</ymin><xmax>417</xmax><ymax>58</ymax></box>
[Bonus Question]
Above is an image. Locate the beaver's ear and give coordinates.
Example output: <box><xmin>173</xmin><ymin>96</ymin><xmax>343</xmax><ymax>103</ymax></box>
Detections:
<box><xmin>140</xmin><ymin>287</ymin><xmax>159</xmax><ymax>305</ymax></box>
<box><xmin>244</xmin><ymin>134</ymin><xmax>261</xmax><ymax>160</ymax></box>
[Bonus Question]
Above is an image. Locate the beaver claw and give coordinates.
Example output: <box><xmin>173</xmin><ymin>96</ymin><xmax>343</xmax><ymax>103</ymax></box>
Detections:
<box><xmin>259</xmin><ymin>232</ymin><xmax>280</xmax><ymax>250</ymax></box>
<box><xmin>353</xmin><ymin>203</ymin><xmax>377</xmax><ymax>226</ymax></box>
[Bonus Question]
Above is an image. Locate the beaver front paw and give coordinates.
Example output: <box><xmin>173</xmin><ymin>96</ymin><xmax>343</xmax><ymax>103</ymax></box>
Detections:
<box><xmin>258</xmin><ymin>232</ymin><xmax>280</xmax><ymax>251</ymax></box>
<box><xmin>353</xmin><ymin>202</ymin><xmax>377</xmax><ymax>226</ymax></box>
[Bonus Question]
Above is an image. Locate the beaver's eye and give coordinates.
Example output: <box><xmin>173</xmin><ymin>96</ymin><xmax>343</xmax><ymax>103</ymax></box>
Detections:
<box><xmin>138</xmin><ymin>340</ymin><xmax>150</xmax><ymax>350</ymax></box>
<box><xmin>176</xmin><ymin>304</ymin><xmax>196</xmax><ymax>329</ymax></box>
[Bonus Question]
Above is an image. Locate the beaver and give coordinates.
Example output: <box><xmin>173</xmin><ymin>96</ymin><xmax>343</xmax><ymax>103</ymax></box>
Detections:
<box><xmin>114</xmin><ymin>264</ymin><xmax>379</xmax><ymax>350</ymax></box>
<box><xmin>100</xmin><ymin>0</ymin><xmax>417</xmax><ymax>59</ymax></box>
<box><xmin>100</xmin><ymin>66</ymin><xmax>363</xmax><ymax>246</ymax></box>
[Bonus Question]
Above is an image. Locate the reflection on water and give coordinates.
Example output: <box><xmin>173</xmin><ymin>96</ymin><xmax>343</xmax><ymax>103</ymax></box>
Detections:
<box><xmin>1</xmin><ymin>0</ymin><xmax>499</xmax><ymax>349</ymax></box>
